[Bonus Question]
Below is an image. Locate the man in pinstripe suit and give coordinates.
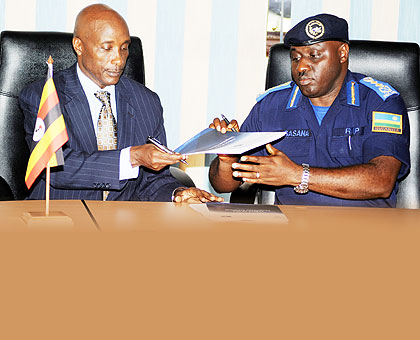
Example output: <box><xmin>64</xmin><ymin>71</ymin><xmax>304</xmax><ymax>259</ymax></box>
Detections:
<box><xmin>20</xmin><ymin>4</ymin><xmax>222</xmax><ymax>203</ymax></box>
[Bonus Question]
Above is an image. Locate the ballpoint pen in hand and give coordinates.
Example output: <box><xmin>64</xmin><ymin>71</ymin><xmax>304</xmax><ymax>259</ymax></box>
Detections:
<box><xmin>220</xmin><ymin>114</ymin><xmax>238</xmax><ymax>132</ymax></box>
<box><xmin>147</xmin><ymin>136</ymin><xmax>188</xmax><ymax>164</ymax></box>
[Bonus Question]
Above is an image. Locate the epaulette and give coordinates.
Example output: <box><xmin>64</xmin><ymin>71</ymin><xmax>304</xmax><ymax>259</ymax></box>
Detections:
<box><xmin>359</xmin><ymin>76</ymin><xmax>399</xmax><ymax>101</ymax></box>
<box><xmin>256</xmin><ymin>81</ymin><xmax>292</xmax><ymax>102</ymax></box>
<box><xmin>346</xmin><ymin>80</ymin><xmax>360</xmax><ymax>106</ymax></box>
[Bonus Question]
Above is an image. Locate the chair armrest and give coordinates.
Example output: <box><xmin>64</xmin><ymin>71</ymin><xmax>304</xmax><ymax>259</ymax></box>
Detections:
<box><xmin>230</xmin><ymin>182</ymin><xmax>259</xmax><ymax>204</ymax></box>
<box><xmin>0</xmin><ymin>176</ymin><xmax>14</xmax><ymax>200</ymax></box>
<box><xmin>230</xmin><ymin>183</ymin><xmax>276</xmax><ymax>204</ymax></box>
<box><xmin>169</xmin><ymin>166</ymin><xmax>195</xmax><ymax>188</ymax></box>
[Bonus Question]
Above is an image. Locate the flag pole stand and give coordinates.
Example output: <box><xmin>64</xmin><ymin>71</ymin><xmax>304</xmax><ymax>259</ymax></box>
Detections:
<box><xmin>46</xmin><ymin>162</ymin><xmax>50</xmax><ymax>216</ymax></box>
<box><xmin>22</xmin><ymin>162</ymin><xmax>73</xmax><ymax>227</ymax></box>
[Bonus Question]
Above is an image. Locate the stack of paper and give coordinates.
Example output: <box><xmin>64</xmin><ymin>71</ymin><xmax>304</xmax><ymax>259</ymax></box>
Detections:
<box><xmin>174</xmin><ymin>128</ymin><xmax>286</xmax><ymax>155</ymax></box>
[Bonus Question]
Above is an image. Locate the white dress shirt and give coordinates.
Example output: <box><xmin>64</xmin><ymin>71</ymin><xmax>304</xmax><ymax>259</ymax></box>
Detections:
<box><xmin>76</xmin><ymin>64</ymin><xmax>139</xmax><ymax>180</ymax></box>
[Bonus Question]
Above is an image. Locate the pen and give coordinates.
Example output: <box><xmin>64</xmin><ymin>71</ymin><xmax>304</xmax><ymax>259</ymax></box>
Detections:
<box><xmin>147</xmin><ymin>136</ymin><xmax>188</xmax><ymax>164</ymax></box>
<box><xmin>220</xmin><ymin>114</ymin><xmax>238</xmax><ymax>132</ymax></box>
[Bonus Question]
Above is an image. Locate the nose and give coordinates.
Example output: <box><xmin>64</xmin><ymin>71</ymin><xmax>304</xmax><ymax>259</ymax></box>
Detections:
<box><xmin>111</xmin><ymin>48</ymin><xmax>123</xmax><ymax>66</ymax></box>
<box><xmin>296</xmin><ymin>57</ymin><xmax>310</xmax><ymax>75</ymax></box>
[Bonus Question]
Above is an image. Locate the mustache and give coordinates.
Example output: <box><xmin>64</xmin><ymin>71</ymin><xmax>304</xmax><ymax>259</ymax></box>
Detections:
<box><xmin>297</xmin><ymin>70</ymin><xmax>313</xmax><ymax>81</ymax></box>
<box><xmin>298</xmin><ymin>70</ymin><xmax>306</xmax><ymax>78</ymax></box>
<box><xmin>106</xmin><ymin>67</ymin><xmax>124</xmax><ymax>73</ymax></box>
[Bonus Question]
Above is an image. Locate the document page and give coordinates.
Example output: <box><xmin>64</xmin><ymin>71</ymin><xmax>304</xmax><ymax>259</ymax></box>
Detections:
<box><xmin>190</xmin><ymin>202</ymin><xmax>288</xmax><ymax>223</ymax></box>
<box><xmin>174</xmin><ymin>128</ymin><xmax>286</xmax><ymax>155</ymax></box>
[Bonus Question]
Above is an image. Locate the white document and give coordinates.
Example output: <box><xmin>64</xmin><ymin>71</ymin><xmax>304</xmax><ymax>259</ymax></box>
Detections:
<box><xmin>174</xmin><ymin>128</ymin><xmax>286</xmax><ymax>155</ymax></box>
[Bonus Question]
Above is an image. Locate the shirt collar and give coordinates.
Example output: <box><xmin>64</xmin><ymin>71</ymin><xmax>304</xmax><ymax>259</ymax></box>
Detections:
<box><xmin>287</xmin><ymin>70</ymin><xmax>354</xmax><ymax>110</ymax></box>
<box><xmin>76</xmin><ymin>63</ymin><xmax>116</xmax><ymax>99</ymax></box>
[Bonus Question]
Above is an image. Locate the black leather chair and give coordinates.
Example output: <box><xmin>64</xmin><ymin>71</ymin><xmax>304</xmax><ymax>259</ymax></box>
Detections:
<box><xmin>0</xmin><ymin>30</ymin><xmax>193</xmax><ymax>200</ymax></box>
<box><xmin>169</xmin><ymin>166</ymin><xmax>195</xmax><ymax>188</ymax></box>
<box><xmin>231</xmin><ymin>40</ymin><xmax>420</xmax><ymax>209</ymax></box>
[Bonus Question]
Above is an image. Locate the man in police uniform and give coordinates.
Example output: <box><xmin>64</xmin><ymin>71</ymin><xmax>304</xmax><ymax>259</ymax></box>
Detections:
<box><xmin>209</xmin><ymin>13</ymin><xmax>410</xmax><ymax>207</ymax></box>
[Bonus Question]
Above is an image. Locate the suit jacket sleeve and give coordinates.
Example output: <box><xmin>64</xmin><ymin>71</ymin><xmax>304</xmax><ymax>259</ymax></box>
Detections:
<box><xmin>112</xmin><ymin>79</ymin><xmax>183</xmax><ymax>201</ymax></box>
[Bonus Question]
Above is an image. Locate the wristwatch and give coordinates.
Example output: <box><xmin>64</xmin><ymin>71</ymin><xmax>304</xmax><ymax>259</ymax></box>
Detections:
<box><xmin>294</xmin><ymin>163</ymin><xmax>310</xmax><ymax>194</ymax></box>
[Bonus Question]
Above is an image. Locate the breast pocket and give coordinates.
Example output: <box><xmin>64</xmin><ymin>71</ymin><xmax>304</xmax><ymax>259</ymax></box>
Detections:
<box><xmin>328</xmin><ymin>135</ymin><xmax>363</xmax><ymax>160</ymax></box>
<box><xmin>275</xmin><ymin>136</ymin><xmax>311</xmax><ymax>157</ymax></box>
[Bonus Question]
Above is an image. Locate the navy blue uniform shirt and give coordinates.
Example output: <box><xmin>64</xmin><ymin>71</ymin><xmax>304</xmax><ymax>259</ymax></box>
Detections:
<box><xmin>241</xmin><ymin>70</ymin><xmax>410</xmax><ymax>207</ymax></box>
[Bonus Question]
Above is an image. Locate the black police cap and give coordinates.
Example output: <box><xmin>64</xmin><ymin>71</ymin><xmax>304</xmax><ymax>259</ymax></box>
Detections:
<box><xmin>284</xmin><ymin>13</ymin><xmax>349</xmax><ymax>48</ymax></box>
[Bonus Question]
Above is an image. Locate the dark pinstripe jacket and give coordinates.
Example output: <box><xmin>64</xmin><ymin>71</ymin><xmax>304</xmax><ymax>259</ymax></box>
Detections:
<box><xmin>19</xmin><ymin>63</ymin><xmax>182</xmax><ymax>201</ymax></box>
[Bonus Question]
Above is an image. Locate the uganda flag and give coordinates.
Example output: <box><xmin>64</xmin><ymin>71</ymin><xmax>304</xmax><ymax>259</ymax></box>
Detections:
<box><xmin>25</xmin><ymin>56</ymin><xmax>68</xmax><ymax>189</ymax></box>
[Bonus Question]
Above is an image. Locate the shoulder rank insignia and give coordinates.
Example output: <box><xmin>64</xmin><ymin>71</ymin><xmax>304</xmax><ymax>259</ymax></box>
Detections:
<box><xmin>360</xmin><ymin>77</ymin><xmax>399</xmax><ymax>101</ymax></box>
<box><xmin>256</xmin><ymin>81</ymin><xmax>292</xmax><ymax>102</ymax></box>
<box><xmin>346</xmin><ymin>80</ymin><xmax>360</xmax><ymax>106</ymax></box>
<box><xmin>286</xmin><ymin>84</ymin><xmax>301</xmax><ymax>109</ymax></box>
<box><xmin>372</xmin><ymin>111</ymin><xmax>402</xmax><ymax>134</ymax></box>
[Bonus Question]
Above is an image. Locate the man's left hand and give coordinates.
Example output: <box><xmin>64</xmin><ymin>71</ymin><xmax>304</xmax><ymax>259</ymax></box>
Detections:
<box><xmin>231</xmin><ymin>144</ymin><xmax>301</xmax><ymax>186</ymax></box>
<box><xmin>172</xmin><ymin>187</ymin><xmax>224</xmax><ymax>204</ymax></box>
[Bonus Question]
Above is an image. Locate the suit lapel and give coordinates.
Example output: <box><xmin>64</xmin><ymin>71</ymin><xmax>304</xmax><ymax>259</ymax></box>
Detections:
<box><xmin>58</xmin><ymin>64</ymin><xmax>98</xmax><ymax>153</ymax></box>
<box><xmin>115</xmin><ymin>80</ymin><xmax>136</xmax><ymax>149</ymax></box>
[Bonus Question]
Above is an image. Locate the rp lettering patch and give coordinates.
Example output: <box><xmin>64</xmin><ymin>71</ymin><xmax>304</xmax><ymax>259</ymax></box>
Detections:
<box><xmin>372</xmin><ymin>111</ymin><xmax>402</xmax><ymax>134</ymax></box>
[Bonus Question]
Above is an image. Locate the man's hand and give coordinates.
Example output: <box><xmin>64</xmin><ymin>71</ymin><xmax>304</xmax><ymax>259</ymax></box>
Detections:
<box><xmin>231</xmin><ymin>144</ymin><xmax>301</xmax><ymax>186</ymax></box>
<box><xmin>172</xmin><ymin>187</ymin><xmax>224</xmax><ymax>204</ymax></box>
<box><xmin>208</xmin><ymin>118</ymin><xmax>242</xmax><ymax>192</ymax></box>
<box><xmin>130</xmin><ymin>144</ymin><xmax>187</xmax><ymax>171</ymax></box>
<box><xmin>209</xmin><ymin>117</ymin><xmax>240</xmax><ymax>134</ymax></box>
<box><xmin>209</xmin><ymin>117</ymin><xmax>241</xmax><ymax>163</ymax></box>
<box><xmin>231</xmin><ymin>144</ymin><xmax>402</xmax><ymax>200</ymax></box>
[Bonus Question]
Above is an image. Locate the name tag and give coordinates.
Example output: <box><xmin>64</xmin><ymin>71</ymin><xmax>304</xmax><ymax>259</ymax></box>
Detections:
<box><xmin>285</xmin><ymin>129</ymin><xmax>311</xmax><ymax>138</ymax></box>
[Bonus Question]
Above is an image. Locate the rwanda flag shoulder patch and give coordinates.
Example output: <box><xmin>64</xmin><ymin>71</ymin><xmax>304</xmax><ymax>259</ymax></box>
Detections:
<box><xmin>372</xmin><ymin>111</ymin><xmax>402</xmax><ymax>134</ymax></box>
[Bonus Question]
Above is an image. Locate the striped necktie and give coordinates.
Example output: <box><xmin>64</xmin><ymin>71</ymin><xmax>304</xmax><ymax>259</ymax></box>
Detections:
<box><xmin>95</xmin><ymin>90</ymin><xmax>117</xmax><ymax>200</ymax></box>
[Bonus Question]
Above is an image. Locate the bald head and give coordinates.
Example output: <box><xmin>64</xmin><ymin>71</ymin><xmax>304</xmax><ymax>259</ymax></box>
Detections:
<box><xmin>72</xmin><ymin>4</ymin><xmax>131</xmax><ymax>88</ymax></box>
<box><xmin>74</xmin><ymin>4</ymin><xmax>129</xmax><ymax>39</ymax></box>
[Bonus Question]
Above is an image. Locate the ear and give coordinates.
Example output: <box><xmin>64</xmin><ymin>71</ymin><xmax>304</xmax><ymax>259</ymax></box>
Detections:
<box><xmin>338</xmin><ymin>43</ymin><xmax>349</xmax><ymax>64</ymax></box>
<box><xmin>72</xmin><ymin>37</ymin><xmax>83</xmax><ymax>56</ymax></box>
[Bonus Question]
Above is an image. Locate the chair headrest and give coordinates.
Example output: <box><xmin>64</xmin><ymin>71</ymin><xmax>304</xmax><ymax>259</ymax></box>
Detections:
<box><xmin>0</xmin><ymin>31</ymin><xmax>145</xmax><ymax>99</ymax></box>
<box><xmin>267</xmin><ymin>40</ymin><xmax>420</xmax><ymax>111</ymax></box>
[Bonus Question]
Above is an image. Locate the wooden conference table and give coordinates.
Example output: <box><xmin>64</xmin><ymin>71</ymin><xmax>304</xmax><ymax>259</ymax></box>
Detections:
<box><xmin>0</xmin><ymin>200</ymin><xmax>420</xmax><ymax>339</ymax></box>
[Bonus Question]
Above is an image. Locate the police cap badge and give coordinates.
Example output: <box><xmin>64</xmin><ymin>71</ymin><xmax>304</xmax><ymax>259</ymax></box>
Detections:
<box><xmin>284</xmin><ymin>13</ymin><xmax>349</xmax><ymax>48</ymax></box>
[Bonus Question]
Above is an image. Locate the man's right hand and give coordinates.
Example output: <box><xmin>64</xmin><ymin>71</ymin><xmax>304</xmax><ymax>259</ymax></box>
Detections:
<box><xmin>130</xmin><ymin>144</ymin><xmax>187</xmax><ymax>171</ymax></box>
<box><xmin>209</xmin><ymin>117</ymin><xmax>240</xmax><ymax>162</ymax></box>
<box><xmin>209</xmin><ymin>117</ymin><xmax>240</xmax><ymax>134</ymax></box>
<box><xmin>208</xmin><ymin>117</ymin><xmax>242</xmax><ymax>192</ymax></box>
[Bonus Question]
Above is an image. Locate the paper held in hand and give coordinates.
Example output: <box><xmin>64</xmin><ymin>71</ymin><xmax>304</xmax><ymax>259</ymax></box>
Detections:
<box><xmin>174</xmin><ymin>128</ymin><xmax>286</xmax><ymax>155</ymax></box>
